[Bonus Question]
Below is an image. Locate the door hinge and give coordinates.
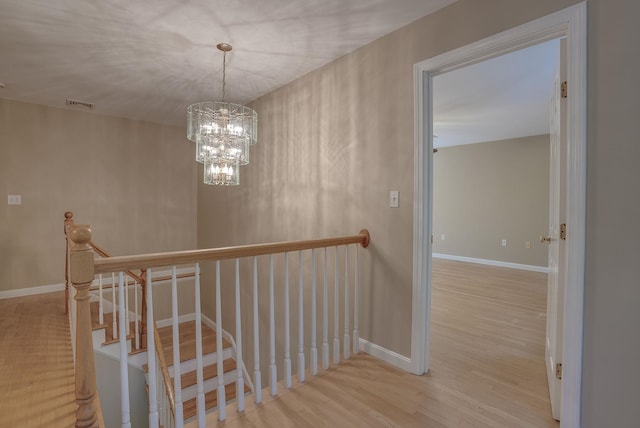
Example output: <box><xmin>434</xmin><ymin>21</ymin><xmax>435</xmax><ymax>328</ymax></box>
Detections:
<box><xmin>561</xmin><ymin>81</ymin><xmax>568</xmax><ymax>99</ymax></box>
<box><xmin>555</xmin><ymin>363</ymin><xmax>563</xmax><ymax>380</ymax></box>
<box><xmin>560</xmin><ymin>223</ymin><xmax>567</xmax><ymax>240</ymax></box>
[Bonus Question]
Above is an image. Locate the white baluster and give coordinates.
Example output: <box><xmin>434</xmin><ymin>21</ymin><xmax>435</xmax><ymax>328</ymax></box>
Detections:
<box><xmin>269</xmin><ymin>255</ymin><xmax>277</xmax><ymax>396</ymax></box>
<box><xmin>125</xmin><ymin>276</ymin><xmax>131</xmax><ymax>336</ymax></box>
<box><xmin>344</xmin><ymin>246</ymin><xmax>350</xmax><ymax>360</ymax></box>
<box><xmin>311</xmin><ymin>249</ymin><xmax>318</xmax><ymax>376</ymax></box>
<box><xmin>322</xmin><ymin>247</ymin><xmax>329</xmax><ymax>370</ymax></box>
<box><xmin>284</xmin><ymin>253</ymin><xmax>292</xmax><ymax>388</ymax></box>
<box><xmin>134</xmin><ymin>281</ymin><xmax>139</xmax><ymax>350</ymax></box>
<box><xmin>194</xmin><ymin>263</ymin><xmax>206</xmax><ymax>426</ymax></box>
<box><xmin>215</xmin><ymin>261</ymin><xmax>226</xmax><ymax>421</ymax></box>
<box><xmin>118</xmin><ymin>272</ymin><xmax>131</xmax><ymax>428</ymax></box>
<box><xmin>170</xmin><ymin>266</ymin><xmax>184</xmax><ymax>425</ymax></box>
<box><xmin>333</xmin><ymin>246</ymin><xmax>340</xmax><ymax>364</ymax></box>
<box><xmin>298</xmin><ymin>251</ymin><xmax>305</xmax><ymax>383</ymax></box>
<box><xmin>112</xmin><ymin>272</ymin><xmax>117</xmax><ymax>340</ymax></box>
<box><xmin>353</xmin><ymin>245</ymin><xmax>360</xmax><ymax>355</ymax></box>
<box><xmin>234</xmin><ymin>259</ymin><xmax>245</xmax><ymax>412</ymax></box>
<box><xmin>146</xmin><ymin>269</ymin><xmax>159</xmax><ymax>428</ymax></box>
<box><xmin>98</xmin><ymin>273</ymin><xmax>104</xmax><ymax>325</ymax></box>
<box><xmin>252</xmin><ymin>257</ymin><xmax>262</xmax><ymax>404</ymax></box>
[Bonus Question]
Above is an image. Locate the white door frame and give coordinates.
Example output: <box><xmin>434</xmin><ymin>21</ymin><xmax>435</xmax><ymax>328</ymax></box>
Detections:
<box><xmin>411</xmin><ymin>3</ymin><xmax>586</xmax><ymax>427</ymax></box>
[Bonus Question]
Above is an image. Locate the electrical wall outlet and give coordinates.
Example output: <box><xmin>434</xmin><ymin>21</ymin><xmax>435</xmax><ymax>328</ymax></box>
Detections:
<box><xmin>8</xmin><ymin>195</ymin><xmax>21</xmax><ymax>205</ymax></box>
<box><xmin>501</xmin><ymin>239</ymin><xmax>507</xmax><ymax>247</ymax></box>
<box><xmin>440</xmin><ymin>234</ymin><xmax>445</xmax><ymax>241</ymax></box>
<box><xmin>525</xmin><ymin>241</ymin><xmax>531</xmax><ymax>249</ymax></box>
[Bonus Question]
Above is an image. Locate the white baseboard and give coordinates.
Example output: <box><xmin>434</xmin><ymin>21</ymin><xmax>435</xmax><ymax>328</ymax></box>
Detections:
<box><xmin>432</xmin><ymin>253</ymin><xmax>549</xmax><ymax>273</ymax></box>
<box><xmin>156</xmin><ymin>313</ymin><xmax>196</xmax><ymax>328</ymax></box>
<box><xmin>0</xmin><ymin>282</ymin><xmax>65</xmax><ymax>300</ymax></box>
<box><xmin>358</xmin><ymin>338</ymin><xmax>413</xmax><ymax>373</ymax></box>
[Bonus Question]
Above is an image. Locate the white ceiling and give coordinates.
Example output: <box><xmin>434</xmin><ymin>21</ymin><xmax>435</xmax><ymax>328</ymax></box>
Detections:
<box><xmin>433</xmin><ymin>39</ymin><xmax>560</xmax><ymax>148</ymax></box>
<box><xmin>0</xmin><ymin>0</ymin><xmax>457</xmax><ymax>126</ymax></box>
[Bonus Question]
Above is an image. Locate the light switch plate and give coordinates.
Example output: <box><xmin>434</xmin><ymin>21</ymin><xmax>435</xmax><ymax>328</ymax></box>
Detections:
<box><xmin>390</xmin><ymin>191</ymin><xmax>399</xmax><ymax>208</ymax></box>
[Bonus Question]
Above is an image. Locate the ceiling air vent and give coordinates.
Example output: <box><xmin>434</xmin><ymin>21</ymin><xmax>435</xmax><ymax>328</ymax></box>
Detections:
<box><xmin>65</xmin><ymin>98</ymin><xmax>94</xmax><ymax>109</ymax></box>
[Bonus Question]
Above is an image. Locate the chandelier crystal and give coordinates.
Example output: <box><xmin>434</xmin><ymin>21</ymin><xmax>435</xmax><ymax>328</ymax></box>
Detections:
<box><xmin>187</xmin><ymin>43</ymin><xmax>257</xmax><ymax>186</ymax></box>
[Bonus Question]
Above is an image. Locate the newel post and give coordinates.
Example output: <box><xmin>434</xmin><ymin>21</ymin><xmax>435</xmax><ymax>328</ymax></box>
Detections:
<box><xmin>69</xmin><ymin>224</ymin><xmax>100</xmax><ymax>428</ymax></box>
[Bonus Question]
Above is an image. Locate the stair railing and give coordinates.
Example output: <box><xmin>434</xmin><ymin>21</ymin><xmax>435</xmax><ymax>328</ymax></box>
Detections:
<box><xmin>68</xmin><ymin>221</ymin><xmax>370</xmax><ymax>428</ymax></box>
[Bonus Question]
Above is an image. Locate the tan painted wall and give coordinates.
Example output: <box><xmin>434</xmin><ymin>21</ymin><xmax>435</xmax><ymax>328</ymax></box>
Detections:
<box><xmin>433</xmin><ymin>135</ymin><xmax>550</xmax><ymax>267</ymax></box>
<box><xmin>198</xmin><ymin>0</ymin><xmax>640</xmax><ymax>425</ymax></box>
<box><xmin>0</xmin><ymin>98</ymin><xmax>197</xmax><ymax>292</ymax></box>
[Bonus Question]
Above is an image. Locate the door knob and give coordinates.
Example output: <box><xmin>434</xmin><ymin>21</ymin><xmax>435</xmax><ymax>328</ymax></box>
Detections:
<box><xmin>540</xmin><ymin>235</ymin><xmax>552</xmax><ymax>243</ymax></box>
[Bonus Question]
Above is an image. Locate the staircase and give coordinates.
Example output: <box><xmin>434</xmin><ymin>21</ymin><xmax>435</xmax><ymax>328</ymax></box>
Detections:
<box><xmin>90</xmin><ymin>300</ymin><xmax>144</xmax><ymax>353</ymax></box>
<box><xmin>89</xmin><ymin>299</ymin><xmax>250</xmax><ymax>423</ymax></box>
<box><xmin>155</xmin><ymin>319</ymin><xmax>249</xmax><ymax>422</ymax></box>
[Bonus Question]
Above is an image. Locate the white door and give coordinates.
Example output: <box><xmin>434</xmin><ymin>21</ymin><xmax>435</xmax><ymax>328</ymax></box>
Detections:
<box><xmin>545</xmin><ymin>39</ymin><xmax>567</xmax><ymax>421</ymax></box>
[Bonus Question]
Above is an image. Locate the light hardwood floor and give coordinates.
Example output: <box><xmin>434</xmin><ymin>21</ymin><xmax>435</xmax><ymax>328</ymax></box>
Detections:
<box><xmin>195</xmin><ymin>259</ymin><xmax>558</xmax><ymax>427</ymax></box>
<box><xmin>1</xmin><ymin>260</ymin><xmax>557</xmax><ymax>427</ymax></box>
<box><xmin>0</xmin><ymin>291</ymin><xmax>76</xmax><ymax>428</ymax></box>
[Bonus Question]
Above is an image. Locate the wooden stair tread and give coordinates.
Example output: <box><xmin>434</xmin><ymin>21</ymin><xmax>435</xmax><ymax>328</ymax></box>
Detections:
<box><xmin>182</xmin><ymin>381</ymin><xmax>250</xmax><ymax>421</ymax></box>
<box><xmin>89</xmin><ymin>301</ymin><xmax>143</xmax><ymax>352</ymax></box>
<box><xmin>157</xmin><ymin>321</ymin><xmax>215</xmax><ymax>349</ymax></box>
<box><xmin>180</xmin><ymin>358</ymin><xmax>237</xmax><ymax>389</ymax></box>
<box><xmin>159</xmin><ymin>321</ymin><xmax>232</xmax><ymax>366</ymax></box>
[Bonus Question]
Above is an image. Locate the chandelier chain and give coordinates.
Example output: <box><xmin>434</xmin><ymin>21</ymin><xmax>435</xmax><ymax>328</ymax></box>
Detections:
<box><xmin>222</xmin><ymin>50</ymin><xmax>227</xmax><ymax>102</ymax></box>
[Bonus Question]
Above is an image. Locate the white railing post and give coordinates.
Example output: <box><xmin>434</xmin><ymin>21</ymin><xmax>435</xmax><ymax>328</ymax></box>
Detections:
<box><xmin>118</xmin><ymin>272</ymin><xmax>131</xmax><ymax>428</ymax></box>
<box><xmin>311</xmin><ymin>249</ymin><xmax>318</xmax><ymax>376</ymax></box>
<box><xmin>134</xmin><ymin>281</ymin><xmax>140</xmax><ymax>350</ymax></box>
<box><xmin>234</xmin><ymin>259</ymin><xmax>245</xmax><ymax>412</ymax></box>
<box><xmin>353</xmin><ymin>245</ymin><xmax>360</xmax><ymax>355</ymax></box>
<box><xmin>284</xmin><ymin>253</ymin><xmax>292</xmax><ymax>388</ymax></box>
<box><xmin>194</xmin><ymin>263</ymin><xmax>206</xmax><ymax>427</ymax></box>
<box><xmin>322</xmin><ymin>247</ymin><xmax>329</xmax><ymax>370</ymax></box>
<box><xmin>344</xmin><ymin>246</ymin><xmax>350</xmax><ymax>360</ymax></box>
<box><xmin>252</xmin><ymin>257</ymin><xmax>262</xmax><ymax>404</ymax></box>
<box><xmin>333</xmin><ymin>246</ymin><xmax>340</xmax><ymax>364</ymax></box>
<box><xmin>215</xmin><ymin>261</ymin><xmax>227</xmax><ymax>421</ymax></box>
<box><xmin>170</xmin><ymin>266</ymin><xmax>184</xmax><ymax>425</ymax></box>
<box><xmin>112</xmin><ymin>272</ymin><xmax>117</xmax><ymax>340</ymax></box>
<box><xmin>98</xmin><ymin>273</ymin><xmax>104</xmax><ymax>325</ymax></box>
<box><xmin>269</xmin><ymin>255</ymin><xmax>277</xmax><ymax>396</ymax></box>
<box><xmin>298</xmin><ymin>251</ymin><xmax>305</xmax><ymax>383</ymax></box>
<box><xmin>125</xmin><ymin>277</ymin><xmax>131</xmax><ymax>336</ymax></box>
<box><xmin>146</xmin><ymin>269</ymin><xmax>159</xmax><ymax>428</ymax></box>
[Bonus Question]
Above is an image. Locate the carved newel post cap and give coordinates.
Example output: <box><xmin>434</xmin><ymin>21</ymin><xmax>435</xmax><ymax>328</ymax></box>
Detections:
<box><xmin>64</xmin><ymin>211</ymin><xmax>73</xmax><ymax>220</ymax></box>
<box><xmin>68</xmin><ymin>224</ymin><xmax>92</xmax><ymax>250</ymax></box>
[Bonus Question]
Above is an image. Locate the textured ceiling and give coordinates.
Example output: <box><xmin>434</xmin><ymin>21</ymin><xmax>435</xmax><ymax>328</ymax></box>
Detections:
<box><xmin>433</xmin><ymin>39</ymin><xmax>560</xmax><ymax>148</ymax></box>
<box><xmin>0</xmin><ymin>0</ymin><xmax>457</xmax><ymax>126</ymax></box>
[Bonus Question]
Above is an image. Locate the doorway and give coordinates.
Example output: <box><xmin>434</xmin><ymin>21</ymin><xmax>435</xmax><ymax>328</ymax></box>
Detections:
<box><xmin>410</xmin><ymin>3</ymin><xmax>586</xmax><ymax>426</ymax></box>
<box><xmin>430</xmin><ymin>37</ymin><xmax>560</xmax><ymax>421</ymax></box>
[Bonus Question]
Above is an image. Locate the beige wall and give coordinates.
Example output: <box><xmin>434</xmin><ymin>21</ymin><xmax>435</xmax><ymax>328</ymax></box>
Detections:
<box><xmin>0</xmin><ymin>98</ymin><xmax>198</xmax><ymax>292</ymax></box>
<box><xmin>198</xmin><ymin>0</ymin><xmax>640</xmax><ymax>426</ymax></box>
<box><xmin>433</xmin><ymin>135</ymin><xmax>549</xmax><ymax>267</ymax></box>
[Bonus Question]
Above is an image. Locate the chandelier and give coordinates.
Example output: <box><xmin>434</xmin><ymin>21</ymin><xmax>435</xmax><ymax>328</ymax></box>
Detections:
<box><xmin>187</xmin><ymin>43</ymin><xmax>258</xmax><ymax>186</ymax></box>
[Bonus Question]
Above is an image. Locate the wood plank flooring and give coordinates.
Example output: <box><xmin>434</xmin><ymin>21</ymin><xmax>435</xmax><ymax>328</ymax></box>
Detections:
<box><xmin>0</xmin><ymin>291</ymin><xmax>76</xmax><ymax>428</ymax></box>
<box><xmin>0</xmin><ymin>259</ymin><xmax>557</xmax><ymax>427</ymax></box>
<box><xmin>193</xmin><ymin>259</ymin><xmax>558</xmax><ymax>427</ymax></box>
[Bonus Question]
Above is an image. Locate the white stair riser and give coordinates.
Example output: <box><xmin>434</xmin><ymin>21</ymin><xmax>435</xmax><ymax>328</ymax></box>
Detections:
<box><xmin>180</xmin><ymin>370</ymin><xmax>237</xmax><ymax>401</ymax></box>
<box><xmin>168</xmin><ymin>348</ymin><xmax>233</xmax><ymax>377</ymax></box>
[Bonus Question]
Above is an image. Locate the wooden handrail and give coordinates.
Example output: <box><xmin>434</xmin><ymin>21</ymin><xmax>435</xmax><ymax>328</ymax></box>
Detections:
<box><xmin>89</xmin><ymin>240</ymin><xmax>145</xmax><ymax>284</ymax></box>
<box><xmin>94</xmin><ymin>229</ymin><xmax>371</xmax><ymax>274</ymax></box>
<box><xmin>153</xmin><ymin>321</ymin><xmax>176</xmax><ymax>418</ymax></box>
